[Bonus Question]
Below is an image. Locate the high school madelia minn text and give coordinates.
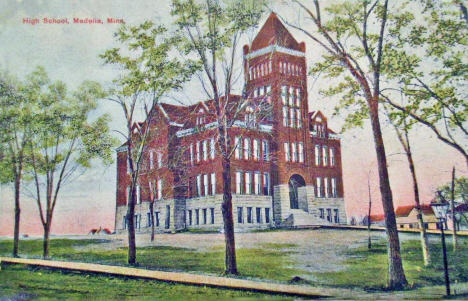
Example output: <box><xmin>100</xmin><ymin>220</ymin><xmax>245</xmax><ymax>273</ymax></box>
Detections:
<box><xmin>23</xmin><ymin>18</ymin><xmax>125</xmax><ymax>25</ymax></box>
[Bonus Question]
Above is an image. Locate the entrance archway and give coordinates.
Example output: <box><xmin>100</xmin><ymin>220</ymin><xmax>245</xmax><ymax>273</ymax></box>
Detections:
<box><xmin>289</xmin><ymin>174</ymin><xmax>306</xmax><ymax>209</ymax></box>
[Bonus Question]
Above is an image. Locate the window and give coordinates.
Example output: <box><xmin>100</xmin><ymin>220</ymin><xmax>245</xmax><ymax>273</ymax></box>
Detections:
<box><xmin>247</xmin><ymin>207</ymin><xmax>253</xmax><ymax>223</ymax></box>
<box><xmin>245</xmin><ymin>172</ymin><xmax>252</xmax><ymax>195</ymax></box>
<box><xmin>315</xmin><ymin>145</ymin><xmax>321</xmax><ymax>166</ymax></box>
<box><xmin>190</xmin><ymin>143</ymin><xmax>194</xmax><ymax>165</ymax></box>
<box><xmin>256</xmin><ymin>207</ymin><xmax>262</xmax><ymax>223</ymax></box>
<box><xmin>319</xmin><ymin>208</ymin><xmax>324</xmax><ymax>219</ymax></box>
<box><xmin>245</xmin><ymin>106</ymin><xmax>256</xmax><ymax>126</ymax></box>
<box><xmin>289</xmin><ymin>87</ymin><xmax>294</xmax><ymax>106</ymax></box>
<box><xmin>157</xmin><ymin>179</ymin><xmax>163</xmax><ymax>200</ymax></box>
<box><xmin>292</xmin><ymin>142</ymin><xmax>297</xmax><ymax>162</ymax></box>
<box><xmin>236</xmin><ymin>171</ymin><xmax>243</xmax><ymax>194</ymax></box>
<box><xmin>150</xmin><ymin>152</ymin><xmax>154</xmax><ymax>169</ymax></box>
<box><xmin>327</xmin><ymin>209</ymin><xmax>332</xmax><ymax>222</ymax></box>
<box><xmin>298</xmin><ymin>143</ymin><xmax>304</xmax><ymax>163</ymax></box>
<box><xmin>195</xmin><ymin>209</ymin><xmax>200</xmax><ymax>225</ymax></box>
<box><xmin>290</xmin><ymin>107</ymin><xmax>295</xmax><ymax>126</ymax></box>
<box><xmin>262</xmin><ymin>140</ymin><xmax>269</xmax><ymax>161</ymax></box>
<box><xmin>281</xmin><ymin>85</ymin><xmax>287</xmax><ymax>104</ymax></box>
<box><xmin>196</xmin><ymin>141</ymin><xmax>201</xmax><ymax>162</ymax></box>
<box><xmin>296</xmin><ymin>88</ymin><xmax>301</xmax><ymax>107</ymax></box>
<box><xmin>237</xmin><ymin>207</ymin><xmax>244</xmax><ymax>223</ymax></box>
<box><xmin>330</xmin><ymin>148</ymin><xmax>336</xmax><ymax>166</ymax></box>
<box><xmin>334</xmin><ymin>209</ymin><xmax>339</xmax><ymax>223</ymax></box>
<box><xmin>284</xmin><ymin>142</ymin><xmax>290</xmax><ymax>161</ymax></box>
<box><xmin>196</xmin><ymin>175</ymin><xmax>201</xmax><ymax>197</ymax></box>
<box><xmin>324</xmin><ymin>178</ymin><xmax>329</xmax><ymax>198</ymax></box>
<box><xmin>203</xmin><ymin>208</ymin><xmax>207</xmax><ymax>224</ymax></box>
<box><xmin>166</xmin><ymin>205</ymin><xmax>171</xmax><ymax>229</ymax></box>
<box><xmin>147</xmin><ymin>212</ymin><xmax>152</xmax><ymax>227</ymax></box>
<box><xmin>253</xmin><ymin>139</ymin><xmax>260</xmax><ymax>160</ymax></box>
<box><xmin>316</xmin><ymin>177</ymin><xmax>322</xmax><ymax>197</ymax></box>
<box><xmin>254</xmin><ymin>172</ymin><xmax>260</xmax><ymax>195</ymax></box>
<box><xmin>265</xmin><ymin>208</ymin><xmax>270</xmax><ymax>223</ymax></box>
<box><xmin>126</xmin><ymin>186</ymin><xmax>130</xmax><ymax>205</ymax></box>
<box><xmin>283</xmin><ymin>106</ymin><xmax>288</xmax><ymax>127</ymax></box>
<box><xmin>235</xmin><ymin>137</ymin><xmax>242</xmax><ymax>159</ymax></box>
<box><xmin>331</xmin><ymin>178</ymin><xmax>337</xmax><ymax>197</ymax></box>
<box><xmin>211</xmin><ymin>173</ymin><xmax>216</xmax><ymax>195</ymax></box>
<box><xmin>158</xmin><ymin>152</ymin><xmax>162</xmax><ymax>168</ymax></box>
<box><xmin>322</xmin><ymin>146</ymin><xmax>328</xmax><ymax>166</ymax></box>
<box><xmin>203</xmin><ymin>140</ymin><xmax>208</xmax><ymax>161</ymax></box>
<box><xmin>210</xmin><ymin>208</ymin><xmax>215</xmax><ymax>224</ymax></box>
<box><xmin>127</xmin><ymin>158</ymin><xmax>131</xmax><ymax>174</ymax></box>
<box><xmin>135</xmin><ymin>214</ymin><xmax>141</xmax><ymax>229</ymax></box>
<box><xmin>296</xmin><ymin>109</ymin><xmax>302</xmax><ymax>128</ymax></box>
<box><xmin>188</xmin><ymin>210</ymin><xmax>192</xmax><ymax>226</ymax></box>
<box><xmin>155</xmin><ymin>212</ymin><xmax>160</xmax><ymax>227</ymax></box>
<box><xmin>136</xmin><ymin>185</ymin><xmax>141</xmax><ymax>204</ymax></box>
<box><xmin>263</xmin><ymin>173</ymin><xmax>270</xmax><ymax>195</ymax></box>
<box><xmin>210</xmin><ymin>138</ymin><xmax>215</xmax><ymax>159</ymax></box>
<box><xmin>204</xmin><ymin>174</ymin><xmax>209</xmax><ymax>196</ymax></box>
<box><xmin>244</xmin><ymin>138</ymin><xmax>251</xmax><ymax>160</ymax></box>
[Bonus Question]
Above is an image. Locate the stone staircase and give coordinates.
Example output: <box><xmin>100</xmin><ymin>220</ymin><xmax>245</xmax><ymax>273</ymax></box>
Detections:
<box><xmin>281</xmin><ymin>209</ymin><xmax>333</xmax><ymax>228</ymax></box>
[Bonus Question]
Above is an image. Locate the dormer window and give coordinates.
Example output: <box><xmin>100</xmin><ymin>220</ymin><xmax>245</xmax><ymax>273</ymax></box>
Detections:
<box><xmin>196</xmin><ymin>109</ymin><xmax>206</xmax><ymax>125</ymax></box>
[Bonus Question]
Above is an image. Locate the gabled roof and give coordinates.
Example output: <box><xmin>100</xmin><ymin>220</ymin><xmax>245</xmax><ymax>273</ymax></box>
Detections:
<box><xmin>395</xmin><ymin>204</ymin><xmax>434</xmax><ymax>217</ymax></box>
<box><xmin>455</xmin><ymin>204</ymin><xmax>468</xmax><ymax>213</ymax></box>
<box><xmin>370</xmin><ymin>214</ymin><xmax>385</xmax><ymax>222</ymax></box>
<box><xmin>251</xmin><ymin>12</ymin><xmax>302</xmax><ymax>52</ymax></box>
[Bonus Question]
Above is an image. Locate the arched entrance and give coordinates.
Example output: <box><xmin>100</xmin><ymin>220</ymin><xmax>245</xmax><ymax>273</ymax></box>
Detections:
<box><xmin>289</xmin><ymin>174</ymin><xmax>306</xmax><ymax>209</ymax></box>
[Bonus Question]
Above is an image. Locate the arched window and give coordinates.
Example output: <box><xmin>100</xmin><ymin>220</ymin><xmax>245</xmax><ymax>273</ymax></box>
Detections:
<box><xmin>245</xmin><ymin>106</ymin><xmax>256</xmax><ymax>127</ymax></box>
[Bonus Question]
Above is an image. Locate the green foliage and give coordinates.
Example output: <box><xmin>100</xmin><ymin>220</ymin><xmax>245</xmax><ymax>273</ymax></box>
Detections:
<box><xmin>437</xmin><ymin>177</ymin><xmax>468</xmax><ymax>204</ymax></box>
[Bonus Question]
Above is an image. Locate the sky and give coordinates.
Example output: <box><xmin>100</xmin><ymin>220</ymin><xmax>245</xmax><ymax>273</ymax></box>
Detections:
<box><xmin>0</xmin><ymin>0</ymin><xmax>466</xmax><ymax>237</ymax></box>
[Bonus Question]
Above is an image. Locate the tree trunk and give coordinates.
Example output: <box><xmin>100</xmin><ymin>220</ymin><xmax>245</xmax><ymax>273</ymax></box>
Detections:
<box><xmin>451</xmin><ymin>167</ymin><xmax>458</xmax><ymax>251</ymax></box>
<box><xmin>13</xmin><ymin>172</ymin><xmax>22</xmax><ymax>258</ymax></box>
<box><xmin>369</xmin><ymin>103</ymin><xmax>408</xmax><ymax>289</ymax></box>
<box><xmin>221</xmin><ymin>154</ymin><xmax>237</xmax><ymax>275</ymax></box>
<box><xmin>367</xmin><ymin>179</ymin><xmax>372</xmax><ymax>250</ymax></box>
<box><xmin>43</xmin><ymin>224</ymin><xmax>50</xmax><ymax>259</ymax></box>
<box><xmin>402</xmin><ymin>128</ymin><xmax>431</xmax><ymax>266</ymax></box>
<box><xmin>150</xmin><ymin>200</ymin><xmax>155</xmax><ymax>242</ymax></box>
<box><xmin>127</xmin><ymin>185</ymin><xmax>137</xmax><ymax>265</ymax></box>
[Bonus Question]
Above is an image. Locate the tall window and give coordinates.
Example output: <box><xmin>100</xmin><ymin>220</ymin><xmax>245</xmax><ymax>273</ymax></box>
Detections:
<box><xmin>190</xmin><ymin>143</ymin><xmax>194</xmax><ymax>165</ymax></box>
<box><xmin>196</xmin><ymin>141</ymin><xmax>201</xmax><ymax>162</ymax></box>
<box><xmin>324</xmin><ymin>177</ymin><xmax>329</xmax><ymax>198</ymax></box>
<box><xmin>210</xmin><ymin>138</ymin><xmax>215</xmax><ymax>159</ymax></box>
<box><xmin>236</xmin><ymin>171</ymin><xmax>243</xmax><ymax>194</ymax></box>
<box><xmin>253</xmin><ymin>139</ymin><xmax>260</xmax><ymax>161</ymax></box>
<box><xmin>244</xmin><ymin>138</ymin><xmax>251</xmax><ymax>160</ymax></box>
<box><xmin>126</xmin><ymin>187</ymin><xmax>130</xmax><ymax>205</ymax></box>
<box><xmin>296</xmin><ymin>109</ymin><xmax>302</xmax><ymax>128</ymax></box>
<box><xmin>136</xmin><ymin>185</ymin><xmax>141</xmax><ymax>204</ymax></box>
<box><xmin>315</xmin><ymin>145</ymin><xmax>321</xmax><ymax>166</ymax></box>
<box><xmin>319</xmin><ymin>208</ymin><xmax>324</xmax><ymax>219</ymax></box>
<box><xmin>298</xmin><ymin>143</ymin><xmax>304</xmax><ymax>163</ymax></box>
<box><xmin>281</xmin><ymin>85</ymin><xmax>287</xmax><ymax>104</ymax></box>
<box><xmin>196</xmin><ymin>175</ymin><xmax>201</xmax><ymax>197</ymax></box>
<box><xmin>263</xmin><ymin>173</ymin><xmax>270</xmax><ymax>195</ymax></box>
<box><xmin>334</xmin><ymin>209</ymin><xmax>339</xmax><ymax>223</ymax></box>
<box><xmin>316</xmin><ymin>177</ymin><xmax>322</xmax><ymax>197</ymax></box>
<box><xmin>245</xmin><ymin>172</ymin><xmax>252</xmax><ymax>195</ymax></box>
<box><xmin>296</xmin><ymin>88</ymin><xmax>301</xmax><ymax>107</ymax></box>
<box><xmin>188</xmin><ymin>210</ymin><xmax>192</xmax><ymax>226</ymax></box>
<box><xmin>158</xmin><ymin>152</ymin><xmax>162</xmax><ymax>168</ymax></box>
<box><xmin>289</xmin><ymin>87</ymin><xmax>294</xmax><ymax>106</ymax></box>
<box><xmin>210</xmin><ymin>208</ymin><xmax>215</xmax><ymax>224</ymax></box>
<box><xmin>245</xmin><ymin>106</ymin><xmax>256</xmax><ymax>126</ymax></box>
<box><xmin>327</xmin><ymin>209</ymin><xmax>332</xmax><ymax>222</ymax></box>
<box><xmin>237</xmin><ymin>207</ymin><xmax>243</xmax><ymax>223</ymax></box>
<box><xmin>195</xmin><ymin>209</ymin><xmax>199</xmax><ymax>225</ymax></box>
<box><xmin>235</xmin><ymin>137</ymin><xmax>242</xmax><ymax>159</ymax></box>
<box><xmin>331</xmin><ymin>178</ymin><xmax>337</xmax><ymax>197</ymax></box>
<box><xmin>262</xmin><ymin>140</ymin><xmax>269</xmax><ymax>161</ymax></box>
<box><xmin>256</xmin><ymin>207</ymin><xmax>262</xmax><ymax>223</ymax></box>
<box><xmin>292</xmin><ymin>142</ymin><xmax>297</xmax><ymax>162</ymax></box>
<box><xmin>265</xmin><ymin>208</ymin><xmax>270</xmax><ymax>223</ymax></box>
<box><xmin>322</xmin><ymin>146</ymin><xmax>328</xmax><ymax>166</ymax></box>
<box><xmin>204</xmin><ymin>174</ymin><xmax>209</xmax><ymax>196</ymax></box>
<box><xmin>289</xmin><ymin>107</ymin><xmax>295</xmax><ymax>126</ymax></box>
<box><xmin>150</xmin><ymin>151</ymin><xmax>154</xmax><ymax>169</ymax></box>
<box><xmin>211</xmin><ymin>173</ymin><xmax>216</xmax><ymax>195</ymax></box>
<box><xmin>284</xmin><ymin>142</ymin><xmax>290</xmax><ymax>161</ymax></box>
<box><xmin>203</xmin><ymin>208</ymin><xmax>207</xmax><ymax>224</ymax></box>
<box><xmin>283</xmin><ymin>106</ymin><xmax>288</xmax><ymax>127</ymax></box>
<box><xmin>330</xmin><ymin>148</ymin><xmax>336</xmax><ymax>166</ymax></box>
<box><xmin>247</xmin><ymin>207</ymin><xmax>253</xmax><ymax>223</ymax></box>
<box><xmin>254</xmin><ymin>172</ymin><xmax>260</xmax><ymax>195</ymax></box>
<box><xmin>203</xmin><ymin>140</ymin><xmax>208</xmax><ymax>161</ymax></box>
<box><xmin>157</xmin><ymin>179</ymin><xmax>162</xmax><ymax>200</ymax></box>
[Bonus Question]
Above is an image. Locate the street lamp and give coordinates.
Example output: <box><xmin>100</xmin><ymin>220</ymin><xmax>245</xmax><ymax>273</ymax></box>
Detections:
<box><xmin>431</xmin><ymin>200</ymin><xmax>451</xmax><ymax>297</ymax></box>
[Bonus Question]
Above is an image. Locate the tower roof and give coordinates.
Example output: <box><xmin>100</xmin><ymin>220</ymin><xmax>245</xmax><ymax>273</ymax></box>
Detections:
<box><xmin>251</xmin><ymin>12</ymin><xmax>302</xmax><ymax>52</ymax></box>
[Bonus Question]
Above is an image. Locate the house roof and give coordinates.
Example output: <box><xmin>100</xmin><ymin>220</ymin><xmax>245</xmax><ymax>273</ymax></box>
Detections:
<box><xmin>370</xmin><ymin>214</ymin><xmax>385</xmax><ymax>222</ymax></box>
<box><xmin>395</xmin><ymin>204</ymin><xmax>433</xmax><ymax>217</ymax></box>
<box><xmin>251</xmin><ymin>12</ymin><xmax>302</xmax><ymax>52</ymax></box>
<box><xmin>455</xmin><ymin>203</ymin><xmax>468</xmax><ymax>213</ymax></box>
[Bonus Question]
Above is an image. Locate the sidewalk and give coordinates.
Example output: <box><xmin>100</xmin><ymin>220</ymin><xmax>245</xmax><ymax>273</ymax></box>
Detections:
<box><xmin>0</xmin><ymin>257</ymin><xmax>348</xmax><ymax>299</ymax></box>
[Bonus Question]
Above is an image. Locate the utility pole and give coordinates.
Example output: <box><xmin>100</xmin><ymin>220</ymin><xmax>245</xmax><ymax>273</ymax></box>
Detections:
<box><xmin>451</xmin><ymin>166</ymin><xmax>458</xmax><ymax>251</ymax></box>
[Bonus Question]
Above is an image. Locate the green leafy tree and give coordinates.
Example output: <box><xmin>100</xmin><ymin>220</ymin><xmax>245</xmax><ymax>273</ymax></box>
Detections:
<box><xmin>285</xmin><ymin>0</ymin><xmax>408</xmax><ymax>289</ymax></box>
<box><xmin>382</xmin><ymin>0</ymin><xmax>468</xmax><ymax>170</ymax></box>
<box><xmin>101</xmin><ymin>21</ymin><xmax>196</xmax><ymax>265</ymax></box>
<box><xmin>171</xmin><ymin>0</ymin><xmax>264</xmax><ymax>275</ymax></box>
<box><xmin>28</xmin><ymin>69</ymin><xmax>115</xmax><ymax>259</ymax></box>
<box><xmin>437</xmin><ymin>176</ymin><xmax>468</xmax><ymax>230</ymax></box>
<box><xmin>0</xmin><ymin>69</ymin><xmax>36</xmax><ymax>257</ymax></box>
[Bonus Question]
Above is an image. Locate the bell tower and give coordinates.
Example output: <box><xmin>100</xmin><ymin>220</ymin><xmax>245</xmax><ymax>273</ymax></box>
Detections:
<box><xmin>243</xmin><ymin>12</ymin><xmax>311</xmax><ymax>185</ymax></box>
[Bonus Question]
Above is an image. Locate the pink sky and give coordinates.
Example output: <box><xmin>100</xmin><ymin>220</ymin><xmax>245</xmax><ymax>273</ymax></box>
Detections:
<box><xmin>1</xmin><ymin>0</ymin><xmax>466</xmax><ymax>237</ymax></box>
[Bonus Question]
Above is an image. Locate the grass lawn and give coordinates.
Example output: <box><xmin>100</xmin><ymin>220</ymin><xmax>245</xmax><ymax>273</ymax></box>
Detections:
<box><xmin>313</xmin><ymin>235</ymin><xmax>468</xmax><ymax>291</ymax></box>
<box><xmin>0</xmin><ymin>265</ymin><xmax>292</xmax><ymax>300</ymax></box>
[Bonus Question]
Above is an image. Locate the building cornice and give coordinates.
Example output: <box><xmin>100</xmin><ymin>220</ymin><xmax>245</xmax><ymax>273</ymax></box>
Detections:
<box><xmin>244</xmin><ymin>45</ymin><xmax>305</xmax><ymax>60</ymax></box>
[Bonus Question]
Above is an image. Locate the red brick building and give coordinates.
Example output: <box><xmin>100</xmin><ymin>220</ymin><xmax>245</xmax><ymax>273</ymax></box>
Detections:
<box><xmin>115</xmin><ymin>13</ymin><xmax>347</xmax><ymax>233</ymax></box>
